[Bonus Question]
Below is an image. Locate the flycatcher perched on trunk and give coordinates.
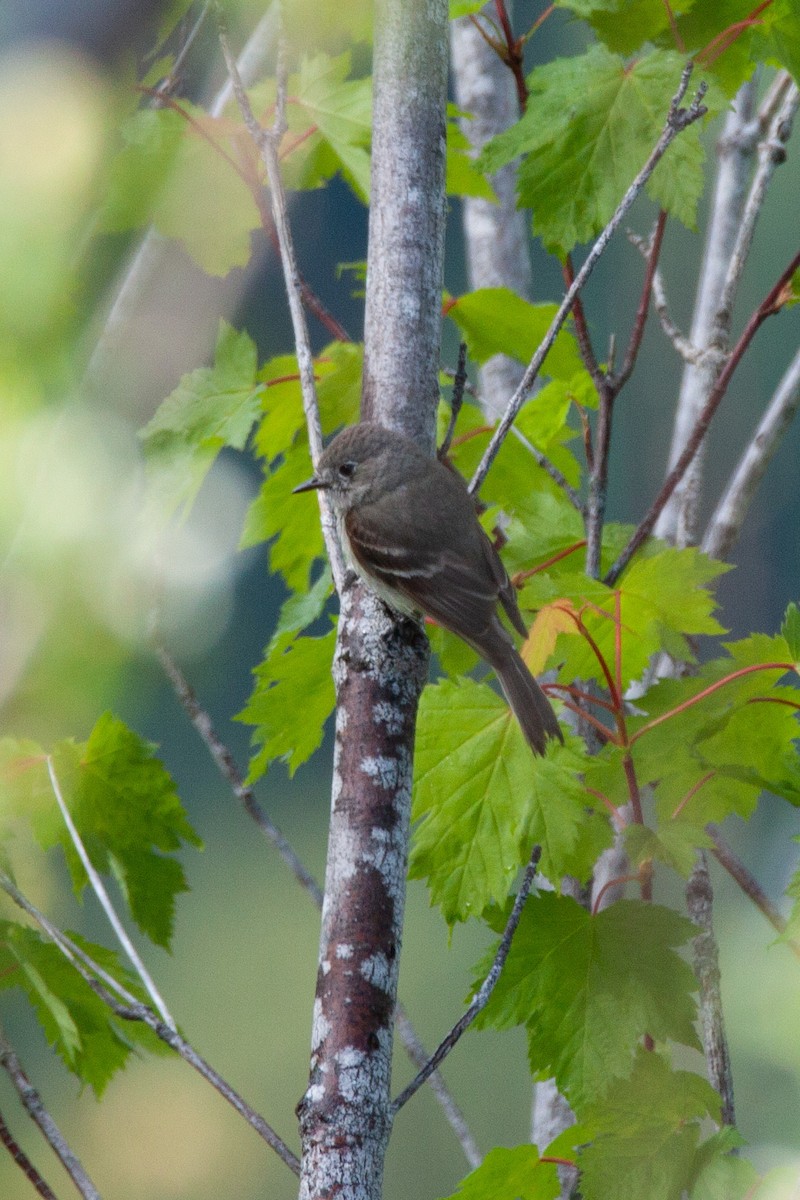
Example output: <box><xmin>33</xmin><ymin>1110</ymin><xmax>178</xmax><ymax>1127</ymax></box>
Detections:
<box><xmin>294</xmin><ymin>422</ymin><xmax>562</xmax><ymax>755</ymax></box>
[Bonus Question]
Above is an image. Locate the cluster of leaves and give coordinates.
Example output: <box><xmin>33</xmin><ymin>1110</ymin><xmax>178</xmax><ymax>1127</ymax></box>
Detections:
<box><xmin>137</xmin><ymin>277</ymin><xmax>800</xmax><ymax>1200</ymax></box>
<box><xmin>0</xmin><ymin>714</ymin><xmax>198</xmax><ymax>1093</ymax></box>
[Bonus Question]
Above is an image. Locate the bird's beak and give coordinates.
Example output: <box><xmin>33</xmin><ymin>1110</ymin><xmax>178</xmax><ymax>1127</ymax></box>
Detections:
<box><xmin>292</xmin><ymin>474</ymin><xmax>327</xmax><ymax>494</ymax></box>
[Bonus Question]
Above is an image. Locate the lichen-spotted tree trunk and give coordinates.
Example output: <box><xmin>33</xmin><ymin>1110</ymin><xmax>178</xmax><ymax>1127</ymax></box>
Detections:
<box><xmin>296</xmin><ymin>2</ymin><xmax>449</xmax><ymax>1198</ymax></box>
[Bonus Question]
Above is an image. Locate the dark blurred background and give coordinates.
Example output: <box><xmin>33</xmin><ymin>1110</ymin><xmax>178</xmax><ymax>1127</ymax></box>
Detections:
<box><xmin>0</xmin><ymin>2</ymin><xmax>798</xmax><ymax>1198</ymax></box>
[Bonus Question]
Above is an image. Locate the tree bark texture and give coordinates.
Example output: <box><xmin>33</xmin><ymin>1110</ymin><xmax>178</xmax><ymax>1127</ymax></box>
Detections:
<box><xmin>450</xmin><ymin>4</ymin><xmax>532</xmax><ymax>419</ymax></box>
<box><xmin>361</xmin><ymin>0</ymin><xmax>449</xmax><ymax>453</ymax></box>
<box><xmin>298</xmin><ymin>2</ymin><xmax>448</xmax><ymax>1197</ymax></box>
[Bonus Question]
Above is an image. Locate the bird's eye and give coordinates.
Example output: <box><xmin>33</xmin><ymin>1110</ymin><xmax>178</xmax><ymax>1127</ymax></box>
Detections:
<box><xmin>338</xmin><ymin>461</ymin><xmax>356</xmax><ymax>479</ymax></box>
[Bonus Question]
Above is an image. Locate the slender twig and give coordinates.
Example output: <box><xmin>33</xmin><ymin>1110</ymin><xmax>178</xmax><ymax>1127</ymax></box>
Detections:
<box><xmin>707</xmin><ymin>826</ymin><xmax>800</xmax><ymax>963</ymax></box>
<box><xmin>0</xmin><ymin>1108</ymin><xmax>58</xmax><ymax>1200</ymax></box>
<box><xmin>509</xmin><ymin>425</ymin><xmax>585</xmax><ymax>511</ymax></box>
<box><xmin>0</xmin><ymin>873</ymin><xmax>301</xmax><ymax>1176</ymax></box>
<box><xmin>393</xmin><ymin>1008</ymin><xmax>482</xmax><ymax>1168</ymax></box>
<box><xmin>686</xmin><ymin>854</ymin><xmax>736</xmax><ymax>1125</ymax></box>
<box><xmin>0</xmin><ymin>1029</ymin><xmax>101</xmax><ymax>1200</ymax></box>
<box><xmin>562</xmin><ymin>253</ymin><xmax>603</xmax><ymax>392</ymax></box>
<box><xmin>216</xmin><ymin>8</ymin><xmax>346</xmax><ymax>589</ymax></box>
<box><xmin>391</xmin><ymin>847</ymin><xmax>541</xmax><ymax>1114</ymax></box>
<box><xmin>585</xmin><ymin>363</ymin><xmax>616</xmax><ymax>578</ymax></box>
<box><xmin>46</xmin><ymin>757</ymin><xmax>176</xmax><ymax>1032</ymax></box>
<box><xmin>150</xmin><ymin>2</ymin><xmax>211</xmax><ymax>104</ymax></box>
<box><xmin>152</xmin><ymin>631</ymin><xmax>324</xmax><ymax>906</ymax></box>
<box><xmin>703</xmin><ymin>346</ymin><xmax>800</xmax><ymax>559</ymax></box>
<box><xmin>606</xmin><ymin>248</ymin><xmax>800</xmax><ymax>585</ymax></box>
<box><xmin>469</xmin><ymin>63</ymin><xmax>707</xmax><ymax>497</ymax></box>
<box><xmin>614</xmin><ymin>210</ymin><xmax>668</xmax><ymax>389</ymax></box>
<box><xmin>494</xmin><ymin>0</ymin><xmax>527</xmax><ymax>112</ymax></box>
<box><xmin>439</xmin><ymin>343</ymin><xmax>468</xmax><ymax>460</ymax></box>
<box><xmin>632</xmin><ymin>241</ymin><xmax>700</xmax><ymax>362</ymax></box>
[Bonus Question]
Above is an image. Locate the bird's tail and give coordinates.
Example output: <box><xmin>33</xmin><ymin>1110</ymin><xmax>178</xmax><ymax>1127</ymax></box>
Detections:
<box><xmin>480</xmin><ymin>623</ymin><xmax>562</xmax><ymax>756</ymax></box>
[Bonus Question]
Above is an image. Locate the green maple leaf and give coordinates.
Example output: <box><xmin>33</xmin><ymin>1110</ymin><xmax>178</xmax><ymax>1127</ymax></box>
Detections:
<box><xmin>0</xmin><ymin>924</ymin><xmax>167</xmax><ymax>1096</ymax></box>
<box><xmin>672</xmin><ymin>0</ymin><xmax>799</xmax><ymax>96</ymax></box>
<box><xmin>410</xmin><ymin>679</ymin><xmax>597</xmax><ymax>920</ymax></box>
<box><xmin>447</xmin><ymin>288</ymin><xmax>583</xmax><ymax>380</ymax></box>
<box><xmin>242</xmin><ymin>340</ymin><xmax>361</xmax><ymax>588</ymax></box>
<box><xmin>578</xmin><ymin>1049</ymin><xmax>721</xmax><ymax>1200</ymax></box>
<box><xmin>102</xmin><ymin>104</ymin><xmax>261</xmax><ymax>274</ymax></box>
<box><xmin>443</xmin><ymin>1145</ymin><xmax>560</xmax><ymax>1200</ymax></box>
<box><xmin>251</xmin><ymin>53</ymin><xmax>371</xmax><ymax>201</ymax></box>
<box><xmin>557</xmin><ymin>0</ymin><xmax>695</xmax><ymax>56</ymax></box>
<box><xmin>38</xmin><ymin>714</ymin><xmax>200</xmax><ymax>950</ymax></box>
<box><xmin>141</xmin><ymin>321</ymin><xmax>261</xmax><ymax>518</ymax></box>
<box><xmin>239</xmin><ymin>627</ymin><xmax>337</xmax><ymax>782</ymax></box>
<box><xmin>475</xmin><ymin>893</ymin><xmax>699</xmax><ymax>1105</ymax></box>
<box><xmin>480</xmin><ymin>47</ymin><xmax>721</xmax><ymax>253</ymax></box>
<box><xmin>410</xmin><ymin>678</ymin><xmax>536</xmax><ymax>924</ymax></box>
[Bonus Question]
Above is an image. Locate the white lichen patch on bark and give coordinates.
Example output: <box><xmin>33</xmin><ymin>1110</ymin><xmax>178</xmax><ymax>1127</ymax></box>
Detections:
<box><xmin>360</xmin><ymin>755</ymin><xmax>401</xmax><ymax>790</ymax></box>
<box><xmin>311</xmin><ymin>998</ymin><xmax>332</xmax><ymax>1052</ymax></box>
<box><xmin>360</xmin><ymin>952</ymin><xmax>392</xmax><ymax>991</ymax></box>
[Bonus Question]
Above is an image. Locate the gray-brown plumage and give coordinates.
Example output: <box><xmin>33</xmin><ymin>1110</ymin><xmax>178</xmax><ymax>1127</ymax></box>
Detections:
<box><xmin>294</xmin><ymin>422</ymin><xmax>562</xmax><ymax>755</ymax></box>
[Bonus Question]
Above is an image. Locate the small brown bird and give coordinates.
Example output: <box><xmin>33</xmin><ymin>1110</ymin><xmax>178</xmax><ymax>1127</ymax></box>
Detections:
<box><xmin>294</xmin><ymin>422</ymin><xmax>562</xmax><ymax>755</ymax></box>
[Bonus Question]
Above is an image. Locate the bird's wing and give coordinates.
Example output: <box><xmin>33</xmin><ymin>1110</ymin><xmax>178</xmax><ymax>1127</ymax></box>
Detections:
<box><xmin>345</xmin><ymin>506</ymin><xmax>499</xmax><ymax>641</ymax></box>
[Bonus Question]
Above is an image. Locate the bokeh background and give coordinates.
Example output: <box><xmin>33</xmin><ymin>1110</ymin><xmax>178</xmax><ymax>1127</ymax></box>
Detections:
<box><xmin>0</xmin><ymin>2</ymin><xmax>798</xmax><ymax>1198</ymax></box>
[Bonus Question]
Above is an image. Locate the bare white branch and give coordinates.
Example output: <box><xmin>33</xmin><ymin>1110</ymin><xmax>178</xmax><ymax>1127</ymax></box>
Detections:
<box><xmin>47</xmin><ymin>756</ymin><xmax>176</xmax><ymax>1032</ymax></box>
<box><xmin>656</xmin><ymin>75</ymin><xmax>798</xmax><ymax>548</ymax></box>
<box><xmin>717</xmin><ymin>77</ymin><xmax>799</xmax><ymax>336</ymax></box>
<box><xmin>702</xmin><ymin>346</ymin><xmax>800</xmax><ymax>560</ymax></box>
<box><xmin>450</xmin><ymin>6</ymin><xmax>531</xmax><ymax>421</ymax></box>
<box><xmin>0</xmin><ymin>1027</ymin><xmax>102</xmax><ymax>1200</ymax></box>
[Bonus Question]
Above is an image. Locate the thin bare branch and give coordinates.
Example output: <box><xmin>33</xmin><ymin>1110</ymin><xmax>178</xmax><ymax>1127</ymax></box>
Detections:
<box><xmin>0</xmin><ymin>1028</ymin><xmax>101</xmax><ymax>1200</ymax></box>
<box><xmin>707</xmin><ymin>826</ymin><xmax>800</xmax><ymax>962</ymax></box>
<box><xmin>686</xmin><ymin>855</ymin><xmax>736</xmax><ymax>1126</ymax></box>
<box><xmin>628</xmin><ymin>237</ymin><xmax>701</xmax><ymax>363</ymax></box>
<box><xmin>0</xmin><ymin>873</ymin><xmax>301</xmax><ymax>1176</ymax></box>
<box><xmin>46</xmin><ymin>757</ymin><xmax>176</xmax><ymax>1032</ymax></box>
<box><xmin>0</xmin><ymin>1107</ymin><xmax>59</xmax><ymax>1200</ymax></box>
<box><xmin>702</xmin><ymin>346</ymin><xmax>800</xmax><ymax>559</ymax></box>
<box><xmin>150</xmin><ymin>2</ymin><xmax>212</xmax><ymax>104</ymax></box>
<box><xmin>216</xmin><ymin>7</ymin><xmax>346</xmax><ymax>590</ymax></box>
<box><xmin>152</xmin><ymin>630</ymin><xmax>324</xmax><ymax>905</ymax></box>
<box><xmin>716</xmin><ymin>80</ymin><xmax>799</xmax><ymax>336</ymax></box>
<box><xmin>655</xmin><ymin>81</ymin><xmax>759</xmax><ymax>547</ymax></box>
<box><xmin>439</xmin><ymin>343</ymin><xmax>468</xmax><ymax>460</ymax></box>
<box><xmin>605</xmin><ymin>247</ymin><xmax>800</xmax><ymax>585</ymax></box>
<box><xmin>563</xmin><ymin>253</ymin><xmax>603</xmax><ymax>392</ymax></box>
<box><xmin>391</xmin><ymin>846</ymin><xmax>541</xmax><ymax>1114</ymax></box>
<box><xmin>469</xmin><ymin>63</ymin><xmax>707</xmax><ymax>496</ymax></box>
<box><xmin>615</xmin><ymin>210</ymin><xmax>668</xmax><ymax>389</ymax></box>
<box><xmin>511</xmin><ymin>426</ymin><xmax>585</xmax><ymax>511</ymax></box>
<box><xmin>393</xmin><ymin>1008</ymin><xmax>482</xmax><ymax>1168</ymax></box>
